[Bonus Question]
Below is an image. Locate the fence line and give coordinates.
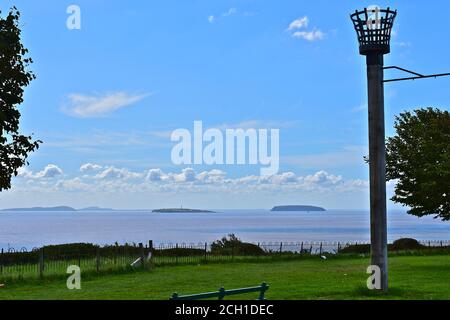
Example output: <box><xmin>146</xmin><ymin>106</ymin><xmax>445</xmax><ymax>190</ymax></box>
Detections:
<box><xmin>1</xmin><ymin>240</ymin><xmax>449</xmax><ymax>281</ymax></box>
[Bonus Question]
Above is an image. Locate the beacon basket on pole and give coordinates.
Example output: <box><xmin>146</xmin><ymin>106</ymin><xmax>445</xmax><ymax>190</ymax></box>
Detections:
<box><xmin>350</xmin><ymin>7</ymin><xmax>397</xmax><ymax>55</ymax></box>
<box><xmin>350</xmin><ymin>6</ymin><xmax>450</xmax><ymax>292</ymax></box>
<box><xmin>350</xmin><ymin>6</ymin><xmax>397</xmax><ymax>292</ymax></box>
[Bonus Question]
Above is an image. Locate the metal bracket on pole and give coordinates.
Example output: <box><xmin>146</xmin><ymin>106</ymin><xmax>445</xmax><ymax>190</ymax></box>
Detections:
<box><xmin>383</xmin><ymin>66</ymin><xmax>450</xmax><ymax>83</ymax></box>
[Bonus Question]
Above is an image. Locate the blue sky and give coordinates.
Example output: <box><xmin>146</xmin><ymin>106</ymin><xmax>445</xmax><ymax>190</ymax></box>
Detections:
<box><xmin>0</xmin><ymin>0</ymin><xmax>449</xmax><ymax>209</ymax></box>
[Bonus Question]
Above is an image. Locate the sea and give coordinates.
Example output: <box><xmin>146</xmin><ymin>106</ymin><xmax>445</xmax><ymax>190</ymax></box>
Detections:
<box><xmin>0</xmin><ymin>209</ymin><xmax>449</xmax><ymax>250</ymax></box>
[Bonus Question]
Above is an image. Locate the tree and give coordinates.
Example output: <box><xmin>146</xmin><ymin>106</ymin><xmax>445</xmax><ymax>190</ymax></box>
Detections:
<box><xmin>386</xmin><ymin>108</ymin><xmax>450</xmax><ymax>221</ymax></box>
<box><xmin>0</xmin><ymin>7</ymin><xmax>41</xmax><ymax>191</ymax></box>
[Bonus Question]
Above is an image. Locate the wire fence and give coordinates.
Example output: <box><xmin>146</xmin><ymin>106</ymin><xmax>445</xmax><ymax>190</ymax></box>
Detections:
<box><xmin>1</xmin><ymin>240</ymin><xmax>449</xmax><ymax>281</ymax></box>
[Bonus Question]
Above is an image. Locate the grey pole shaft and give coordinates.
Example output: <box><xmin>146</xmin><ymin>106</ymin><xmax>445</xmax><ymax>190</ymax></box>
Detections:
<box><xmin>366</xmin><ymin>53</ymin><xmax>388</xmax><ymax>291</ymax></box>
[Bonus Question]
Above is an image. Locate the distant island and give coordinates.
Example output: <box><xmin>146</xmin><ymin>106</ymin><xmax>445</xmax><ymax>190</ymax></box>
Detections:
<box><xmin>152</xmin><ymin>208</ymin><xmax>216</xmax><ymax>213</ymax></box>
<box><xmin>1</xmin><ymin>206</ymin><xmax>76</xmax><ymax>212</ymax></box>
<box><xmin>271</xmin><ymin>205</ymin><xmax>326</xmax><ymax>212</ymax></box>
<box><xmin>1</xmin><ymin>206</ymin><xmax>115</xmax><ymax>212</ymax></box>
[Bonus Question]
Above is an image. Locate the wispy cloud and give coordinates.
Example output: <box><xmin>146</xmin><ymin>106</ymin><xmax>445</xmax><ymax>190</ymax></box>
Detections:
<box><xmin>62</xmin><ymin>92</ymin><xmax>150</xmax><ymax>118</ymax></box>
<box><xmin>208</xmin><ymin>7</ymin><xmax>243</xmax><ymax>24</ymax></box>
<box><xmin>287</xmin><ymin>16</ymin><xmax>324</xmax><ymax>42</ymax></box>
<box><xmin>287</xmin><ymin>16</ymin><xmax>309</xmax><ymax>31</ymax></box>
<box><xmin>292</xmin><ymin>30</ymin><xmax>324</xmax><ymax>41</ymax></box>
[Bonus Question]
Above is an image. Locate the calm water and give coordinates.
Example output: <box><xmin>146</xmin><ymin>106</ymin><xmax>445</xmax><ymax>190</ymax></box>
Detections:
<box><xmin>0</xmin><ymin>209</ymin><xmax>449</xmax><ymax>249</ymax></box>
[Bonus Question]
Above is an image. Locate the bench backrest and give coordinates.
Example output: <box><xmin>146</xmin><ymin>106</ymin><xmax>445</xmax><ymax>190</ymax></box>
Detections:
<box><xmin>170</xmin><ymin>282</ymin><xmax>269</xmax><ymax>300</ymax></box>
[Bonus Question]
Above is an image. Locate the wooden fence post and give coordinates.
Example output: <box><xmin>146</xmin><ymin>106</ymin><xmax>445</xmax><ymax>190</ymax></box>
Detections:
<box><xmin>231</xmin><ymin>242</ymin><xmax>235</xmax><ymax>260</ymax></box>
<box><xmin>148</xmin><ymin>240</ymin><xmax>154</xmax><ymax>268</ymax></box>
<box><xmin>337</xmin><ymin>242</ymin><xmax>340</xmax><ymax>253</ymax></box>
<box><xmin>0</xmin><ymin>248</ymin><xmax>3</xmax><ymax>275</ymax></box>
<box><xmin>257</xmin><ymin>243</ymin><xmax>260</xmax><ymax>259</ymax></box>
<box><xmin>279</xmin><ymin>242</ymin><xmax>283</xmax><ymax>253</ymax></box>
<box><xmin>319</xmin><ymin>242</ymin><xmax>323</xmax><ymax>255</ymax></box>
<box><xmin>300</xmin><ymin>242</ymin><xmax>304</xmax><ymax>254</ymax></box>
<box><xmin>204</xmin><ymin>242</ymin><xmax>208</xmax><ymax>263</ymax></box>
<box><xmin>39</xmin><ymin>248</ymin><xmax>44</xmax><ymax>278</ymax></box>
<box><xmin>139</xmin><ymin>243</ymin><xmax>145</xmax><ymax>268</ymax></box>
<box><xmin>175</xmin><ymin>243</ymin><xmax>179</xmax><ymax>265</ymax></box>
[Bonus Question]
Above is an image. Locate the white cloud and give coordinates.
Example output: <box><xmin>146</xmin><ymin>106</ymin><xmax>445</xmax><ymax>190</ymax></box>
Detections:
<box><xmin>292</xmin><ymin>29</ymin><xmax>324</xmax><ymax>41</ymax></box>
<box><xmin>35</xmin><ymin>165</ymin><xmax>64</xmax><ymax>179</ymax></box>
<box><xmin>18</xmin><ymin>164</ymin><xmax>64</xmax><ymax>180</ymax></box>
<box><xmin>80</xmin><ymin>163</ymin><xmax>103</xmax><ymax>172</ymax></box>
<box><xmin>286</xmin><ymin>16</ymin><xmax>324</xmax><ymax>42</ymax></box>
<box><xmin>63</xmin><ymin>92</ymin><xmax>150</xmax><ymax>118</ymax></box>
<box><xmin>208</xmin><ymin>7</ymin><xmax>242</xmax><ymax>24</ymax></box>
<box><xmin>196</xmin><ymin>169</ymin><xmax>226</xmax><ymax>183</ymax></box>
<box><xmin>13</xmin><ymin>164</ymin><xmax>369</xmax><ymax>200</ymax></box>
<box><xmin>171</xmin><ymin>168</ymin><xmax>197</xmax><ymax>183</ymax></box>
<box><xmin>146</xmin><ymin>168</ymin><xmax>164</xmax><ymax>182</ymax></box>
<box><xmin>303</xmin><ymin>170</ymin><xmax>342</xmax><ymax>186</ymax></box>
<box><xmin>17</xmin><ymin>167</ymin><xmax>33</xmax><ymax>179</ymax></box>
<box><xmin>287</xmin><ymin>16</ymin><xmax>309</xmax><ymax>31</ymax></box>
<box><xmin>94</xmin><ymin>166</ymin><xmax>143</xmax><ymax>180</ymax></box>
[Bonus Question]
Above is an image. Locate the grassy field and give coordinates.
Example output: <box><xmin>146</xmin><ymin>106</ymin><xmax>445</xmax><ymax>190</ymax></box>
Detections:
<box><xmin>1</xmin><ymin>254</ymin><xmax>450</xmax><ymax>300</ymax></box>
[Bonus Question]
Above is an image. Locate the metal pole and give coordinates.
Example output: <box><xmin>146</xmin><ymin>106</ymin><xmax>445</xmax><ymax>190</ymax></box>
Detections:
<box><xmin>366</xmin><ymin>53</ymin><xmax>388</xmax><ymax>291</ymax></box>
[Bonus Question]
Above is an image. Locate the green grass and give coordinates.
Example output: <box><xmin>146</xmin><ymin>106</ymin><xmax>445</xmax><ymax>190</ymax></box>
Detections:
<box><xmin>1</xmin><ymin>254</ymin><xmax>450</xmax><ymax>300</ymax></box>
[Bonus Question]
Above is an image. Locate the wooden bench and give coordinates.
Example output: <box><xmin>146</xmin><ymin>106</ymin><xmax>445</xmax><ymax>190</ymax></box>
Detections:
<box><xmin>170</xmin><ymin>282</ymin><xmax>269</xmax><ymax>300</ymax></box>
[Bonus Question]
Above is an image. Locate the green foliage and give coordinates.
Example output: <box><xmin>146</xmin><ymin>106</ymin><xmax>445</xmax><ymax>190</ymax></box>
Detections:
<box><xmin>339</xmin><ymin>244</ymin><xmax>371</xmax><ymax>254</ymax></box>
<box><xmin>390</xmin><ymin>238</ymin><xmax>425</xmax><ymax>251</ymax></box>
<box><xmin>0</xmin><ymin>7</ymin><xmax>41</xmax><ymax>191</ymax></box>
<box><xmin>339</xmin><ymin>238</ymin><xmax>448</xmax><ymax>254</ymax></box>
<box><xmin>211</xmin><ymin>234</ymin><xmax>266</xmax><ymax>256</ymax></box>
<box><xmin>386</xmin><ymin>108</ymin><xmax>450</xmax><ymax>221</ymax></box>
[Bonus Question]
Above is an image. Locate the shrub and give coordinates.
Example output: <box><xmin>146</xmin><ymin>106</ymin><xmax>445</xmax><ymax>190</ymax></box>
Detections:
<box><xmin>339</xmin><ymin>244</ymin><xmax>371</xmax><ymax>254</ymax></box>
<box><xmin>339</xmin><ymin>238</ymin><xmax>428</xmax><ymax>254</ymax></box>
<box><xmin>390</xmin><ymin>238</ymin><xmax>425</xmax><ymax>251</ymax></box>
<box><xmin>210</xmin><ymin>234</ymin><xmax>265</xmax><ymax>256</ymax></box>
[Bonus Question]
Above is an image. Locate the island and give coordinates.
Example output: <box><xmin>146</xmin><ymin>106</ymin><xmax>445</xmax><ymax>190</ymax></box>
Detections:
<box><xmin>1</xmin><ymin>206</ymin><xmax>77</xmax><ymax>212</ymax></box>
<box><xmin>152</xmin><ymin>208</ymin><xmax>216</xmax><ymax>213</ymax></box>
<box><xmin>271</xmin><ymin>205</ymin><xmax>326</xmax><ymax>212</ymax></box>
<box><xmin>1</xmin><ymin>206</ymin><xmax>115</xmax><ymax>212</ymax></box>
